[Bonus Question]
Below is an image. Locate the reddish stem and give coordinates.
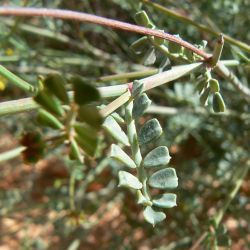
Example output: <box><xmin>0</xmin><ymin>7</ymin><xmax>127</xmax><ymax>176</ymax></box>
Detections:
<box><xmin>0</xmin><ymin>7</ymin><xmax>210</xmax><ymax>60</ymax></box>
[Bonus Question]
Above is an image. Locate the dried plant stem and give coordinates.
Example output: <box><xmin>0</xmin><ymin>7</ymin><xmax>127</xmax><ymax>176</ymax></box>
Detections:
<box><xmin>0</xmin><ymin>7</ymin><xmax>210</xmax><ymax>59</ymax></box>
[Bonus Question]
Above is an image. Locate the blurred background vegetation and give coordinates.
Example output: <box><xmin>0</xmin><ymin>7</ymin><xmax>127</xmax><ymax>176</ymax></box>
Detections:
<box><xmin>0</xmin><ymin>0</ymin><xmax>249</xmax><ymax>249</ymax></box>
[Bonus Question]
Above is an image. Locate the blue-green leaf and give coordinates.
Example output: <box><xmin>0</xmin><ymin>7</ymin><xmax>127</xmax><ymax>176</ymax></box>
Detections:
<box><xmin>132</xmin><ymin>80</ymin><xmax>144</xmax><ymax>97</ymax></box>
<box><xmin>152</xmin><ymin>193</ymin><xmax>177</xmax><ymax>208</ymax></box>
<box><xmin>168</xmin><ymin>35</ymin><xmax>183</xmax><ymax>54</ymax></box>
<box><xmin>132</xmin><ymin>93</ymin><xmax>152</xmax><ymax>119</ymax></box>
<box><xmin>138</xmin><ymin>119</ymin><xmax>162</xmax><ymax>145</ymax></box>
<box><xmin>110</xmin><ymin>144</ymin><xmax>136</xmax><ymax>169</ymax></box>
<box><xmin>103</xmin><ymin>116</ymin><xmax>129</xmax><ymax>146</ymax></box>
<box><xmin>143</xmin><ymin>146</ymin><xmax>171</xmax><ymax>168</ymax></box>
<box><xmin>149</xmin><ymin>168</ymin><xmax>178</xmax><ymax>189</ymax></box>
<box><xmin>118</xmin><ymin>171</ymin><xmax>142</xmax><ymax>189</ymax></box>
<box><xmin>143</xmin><ymin>206</ymin><xmax>166</xmax><ymax>226</ymax></box>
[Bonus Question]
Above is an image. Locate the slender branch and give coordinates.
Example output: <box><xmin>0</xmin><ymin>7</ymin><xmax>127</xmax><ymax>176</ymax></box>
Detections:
<box><xmin>140</xmin><ymin>0</ymin><xmax>250</xmax><ymax>100</ymax></box>
<box><xmin>215</xmin><ymin>62</ymin><xmax>250</xmax><ymax>100</ymax></box>
<box><xmin>98</xmin><ymin>68</ymin><xmax>158</xmax><ymax>82</ymax></box>
<box><xmin>0</xmin><ymin>63</ymin><xmax>202</xmax><ymax>117</ymax></box>
<box><xmin>141</xmin><ymin>0</ymin><xmax>250</xmax><ymax>54</ymax></box>
<box><xmin>0</xmin><ymin>65</ymin><xmax>36</xmax><ymax>93</ymax></box>
<box><xmin>98</xmin><ymin>59</ymin><xmax>239</xmax><ymax>83</ymax></box>
<box><xmin>100</xmin><ymin>63</ymin><xmax>202</xmax><ymax>117</ymax></box>
<box><xmin>0</xmin><ymin>97</ymin><xmax>38</xmax><ymax>116</ymax></box>
<box><xmin>0</xmin><ymin>7</ymin><xmax>210</xmax><ymax>59</ymax></box>
<box><xmin>1</xmin><ymin>7</ymin><xmax>248</xmax><ymax>101</ymax></box>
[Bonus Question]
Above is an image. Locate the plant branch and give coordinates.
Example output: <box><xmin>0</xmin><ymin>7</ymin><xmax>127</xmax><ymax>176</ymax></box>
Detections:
<box><xmin>140</xmin><ymin>0</ymin><xmax>250</xmax><ymax>100</ymax></box>
<box><xmin>0</xmin><ymin>7</ymin><xmax>210</xmax><ymax>59</ymax></box>
<box><xmin>0</xmin><ymin>63</ymin><xmax>202</xmax><ymax>117</ymax></box>
<box><xmin>215</xmin><ymin>62</ymin><xmax>250</xmax><ymax>100</ymax></box>
<box><xmin>100</xmin><ymin>63</ymin><xmax>202</xmax><ymax>117</ymax></box>
<box><xmin>141</xmin><ymin>0</ymin><xmax>250</xmax><ymax>54</ymax></box>
<box><xmin>0</xmin><ymin>65</ymin><xmax>36</xmax><ymax>93</ymax></box>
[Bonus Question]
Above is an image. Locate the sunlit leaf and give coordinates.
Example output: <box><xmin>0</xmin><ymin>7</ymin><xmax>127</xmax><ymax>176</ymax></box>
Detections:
<box><xmin>138</xmin><ymin>118</ymin><xmax>162</xmax><ymax>145</ymax></box>
<box><xmin>118</xmin><ymin>170</ymin><xmax>142</xmax><ymax>189</ymax></box>
<box><xmin>110</xmin><ymin>144</ymin><xmax>136</xmax><ymax>168</ymax></box>
<box><xmin>132</xmin><ymin>93</ymin><xmax>151</xmax><ymax>119</ymax></box>
<box><xmin>103</xmin><ymin>116</ymin><xmax>129</xmax><ymax>146</ymax></box>
<box><xmin>152</xmin><ymin>193</ymin><xmax>177</xmax><ymax>208</ymax></box>
<box><xmin>149</xmin><ymin>168</ymin><xmax>178</xmax><ymax>189</ymax></box>
<box><xmin>143</xmin><ymin>206</ymin><xmax>166</xmax><ymax>226</ymax></box>
<box><xmin>143</xmin><ymin>146</ymin><xmax>171</xmax><ymax>168</ymax></box>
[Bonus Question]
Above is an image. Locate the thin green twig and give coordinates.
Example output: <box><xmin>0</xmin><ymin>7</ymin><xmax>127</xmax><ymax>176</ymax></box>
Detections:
<box><xmin>0</xmin><ymin>63</ymin><xmax>202</xmax><ymax>117</ymax></box>
<box><xmin>0</xmin><ymin>65</ymin><xmax>37</xmax><ymax>93</ymax></box>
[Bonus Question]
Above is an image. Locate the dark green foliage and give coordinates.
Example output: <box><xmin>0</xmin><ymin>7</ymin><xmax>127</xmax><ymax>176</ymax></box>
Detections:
<box><xmin>77</xmin><ymin>106</ymin><xmax>103</xmax><ymax>129</ymax></box>
<box><xmin>132</xmin><ymin>93</ymin><xmax>151</xmax><ymax>119</ymax></box>
<box><xmin>71</xmin><ymin>76</ymin><xmax>100</xmax><ymax>105</ymax></box>
<box><xmin>213</xmin><ymin>92</ymin><xmax>226</xmax><ymax>112</ymax></box>
<box><xmin>43</xmin><ymin>73</ymin><xmax>69</xmax><ymax>104</ymax></box>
